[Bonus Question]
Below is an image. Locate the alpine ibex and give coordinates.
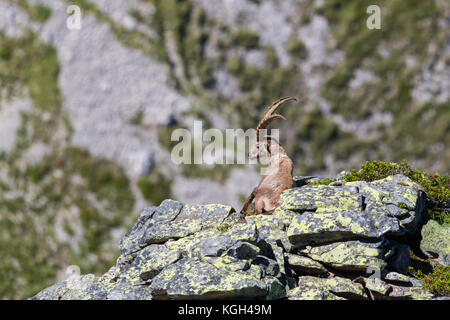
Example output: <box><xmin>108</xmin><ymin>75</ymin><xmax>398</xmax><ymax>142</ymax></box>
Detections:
<box><xmin>239</xmin><ymin>97</ymin><xmax>296</xmax><ymax>222</ymax></box>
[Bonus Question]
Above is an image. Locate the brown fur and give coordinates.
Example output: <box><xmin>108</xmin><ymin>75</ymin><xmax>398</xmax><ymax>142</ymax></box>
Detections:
<box><xmin>239</xmin><ymin>97</ymin><xmax>296</xmax><ymax>222</ymax></box>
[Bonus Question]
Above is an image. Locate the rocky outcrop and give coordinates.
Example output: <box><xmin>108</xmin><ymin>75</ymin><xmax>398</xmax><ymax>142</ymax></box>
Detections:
<box><xmin>31</xmin><ymin>175</ymin><xmax>441</xmax><ymax>300</ymax></box>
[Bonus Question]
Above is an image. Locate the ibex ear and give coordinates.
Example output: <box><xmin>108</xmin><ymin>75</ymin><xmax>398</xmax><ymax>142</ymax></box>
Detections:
<box><xmin>265</xmin><ymin>138</ymin><xmax>272</xmax><ymax>155</ymax></box>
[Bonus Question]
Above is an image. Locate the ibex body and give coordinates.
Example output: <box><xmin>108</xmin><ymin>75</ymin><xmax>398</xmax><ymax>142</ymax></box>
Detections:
<box><xmin>240</xmin><ymin>97</ymin><xmax>296</xmax><ymax>220</ymax></box>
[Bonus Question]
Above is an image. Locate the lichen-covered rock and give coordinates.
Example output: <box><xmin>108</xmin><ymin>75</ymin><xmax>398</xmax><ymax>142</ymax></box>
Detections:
<box><xmin>119</xmin><ymin>206</ymin><xmax>158</xmax><ymax>255</ymax></box>
<box><xmin>346</xmin><ymin>175</ymin><xmax>426</xmax><ymax>234</ymax></box>
<box><xmin>127</xmin><ymin>245</ymin><xmax>182</xmax><ymax>281</ymax></box>
<box><xmin>420</xmin><ymin>220</ymin><xmax>450</xmax><ymax>265</ymax></box>
<box><xmin>188</xmin><ymin>236</ymin><xmax>237</xmax><ymax>258</ymax></box>
<box><xmin>30</xmin><ymin>174</ymin><xmax>439</xmax><ymax>300</ymax></box>
<box><xmin>119</xmin><ymin>199</ymin><xmax>184</xmax><ymax>255</ymax></box>
<box><xmin>299</xmin><ymin>239</ymin><xmax>398</xmax><ymax>272</ymax></box>
<box><xmin>383</xmin><ymin>272</ymin><xmax>423</xmax><ymax>287</ymax></box>
<box><xmin>353</xmin><ymin>277</ymin><xmax>392</xmax><ymax>297</ymax></box>
<box><xmin>364</xmin><ymin>278</ymin><xmax>392</xmax><ymax>296</ymax></box>
<box><xmin>279</xmin><ymin>185</ymin><xmax>362</xmax><ymax>213</ymax></box>
<box><xmin>252</xmin><ymin>256</ymin><xmax>280</xmax><ymax>277</ymax></box>
<box><xmin>389</xmin><ymin>285</ymin><xmax>435</xmax><ymax>300</ymax></box>
<box><xmin>245</xmin><ymin>208</ymin><xmax>295</xmax><ymax>248</ymax></box>
<box><xmin>149</xmin><ymin>257</ymin><xmax>268</xmax><ymax>299</ymax></box>
<box><xmin>287</xmin><ymin>210</ymin><xmax>400</xmax><ymax>247</ymax></box>
<box><xmin>286</xmin><ymin>253</ymin><xmax>328</xmax><ymax>275</ymax></box>
<box><xmin>288</xmin><ymin>276</ymin><xmax>366</xmax><ymax>300</ymax></box>
<box><xmin>139</xmin><ymin>203</ymin><xmax>234</xmax><ymax>246</ymax></box>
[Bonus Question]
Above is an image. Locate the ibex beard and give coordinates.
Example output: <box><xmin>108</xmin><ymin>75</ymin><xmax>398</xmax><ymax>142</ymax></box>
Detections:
<box><xmin>239</xmin><ymin>97</ymin><xmax>297</xmax><ymax>223</ymax></box>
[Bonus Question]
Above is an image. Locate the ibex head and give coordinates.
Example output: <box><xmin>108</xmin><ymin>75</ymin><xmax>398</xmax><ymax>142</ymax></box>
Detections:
<box><xmin>248</xmin><ymin>97</ymin><xmax>297</xmax><ymax>160</ymax></box>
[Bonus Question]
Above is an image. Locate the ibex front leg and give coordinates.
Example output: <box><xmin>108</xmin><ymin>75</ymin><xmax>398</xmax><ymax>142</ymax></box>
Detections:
<box><xmin>238</xmin><ymin>187</ymin><xmax>258</xmax><ymax>223</ymax></box>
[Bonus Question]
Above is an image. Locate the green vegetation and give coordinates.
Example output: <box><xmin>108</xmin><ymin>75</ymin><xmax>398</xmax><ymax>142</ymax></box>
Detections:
<box><xmin>0</xmin><ymin>30</ymin><xmax>64</xmax><ymax>160</ymax></box>
<box><xmin>138</xmin><ymin>168</ymin><xmax>173</xmax><ymax>206</ymax></box>
<box><xmin>0</xmin><ymin>30</ymin><xmax>135</xmax><ymax>299</ymax></box>
<box><xmin>306</xmin><ymin>178</ymin><xmax>336</xmax><ymax>186</ymax></box>
<box><xmin>57</xmin><ymin>0</ymin><xmax>449</xmax><ymax>176</ymax></box>
<box><xmin>427</xmin><ymin>210</ymin><xmax>450</xmax><ymax>226</ymax></box>
<box><xmin>158</xmin><ymin>124</ymin><xmax>232</xmax><ymax>183</ymax></box>
<box><xmin>0</xmin><ymin>31</ymin><xmax>61</xmax><ymax>112</ymax></box>
<box><xmin>9</xmin><ymin>0</ymin><xmax>52</xmax><ymax>22</ymax></box>
<box><xmin>69</xmin><ymin>0</ymin><xmax>166</xmax><ymax>61</ymax></box>
<box><xmin>319</xmin><ymin>0</ymin><xmax>449</xmax><ymax>171</ymax></box>
<box><xmin>230</xmin><ymin>28</ymin><xmax>260</xmax><ymax>49</ymax></box>
<box><xmin>1</xmin><ymin>144</ymin><xmax>135</xmax><ymax>298</ymax></box>
<box><xmin>409</xmin><ymin>253</ymin><xmax>450</xmax><ymax>297</ymax></box>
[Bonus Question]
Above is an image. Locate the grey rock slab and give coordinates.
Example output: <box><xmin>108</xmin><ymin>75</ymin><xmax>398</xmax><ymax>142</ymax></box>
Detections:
<box><xmin>300</xmin><ymin>239</ymin><xmax>390</xmax><ymax>272</ymax></box>
<box><xmin>150</xmin><ymin>257</ymin><xmax>268</xmax><ymax>299</ymax></box>
<box><xmin>286</xmin><ymin>253</ymin><xmax>328</xmax><ymax>275</ymax></box>
<box><xmin>287</xmin><ymin>210</ymin><xmax>400</xmax><ymax>247</ymax></box>
<box><xmin>279</xmin><ymin>184</ymin><xmax>363</xmax><ymax>212</ymax></box>
<box><xmin>139</xmin><ymin>202</ymin><xmax>233</xmax><ymax>246</ymax></box>
<box><xmin>288</xmin><ymin>276</ymin><xmax>366</xmax><ymax>300</ymax></box>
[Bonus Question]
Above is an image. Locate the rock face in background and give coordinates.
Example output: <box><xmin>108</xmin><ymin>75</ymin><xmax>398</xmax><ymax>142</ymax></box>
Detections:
<box><xmin>0</xmin><ymin>0</ymin><xmax>448</xmax><ymax>299</ymax></box>
<box><xmin>31</xmin><ymin>175</ymin><xmax>442</xmax><ymax>300</ymax></box>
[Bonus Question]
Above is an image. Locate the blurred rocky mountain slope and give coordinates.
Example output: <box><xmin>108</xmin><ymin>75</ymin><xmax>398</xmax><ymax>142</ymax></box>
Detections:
<box><xmin>0</xmin><ymin>0</ymin><xmax>448</xmax><ymax>298</ymax></box>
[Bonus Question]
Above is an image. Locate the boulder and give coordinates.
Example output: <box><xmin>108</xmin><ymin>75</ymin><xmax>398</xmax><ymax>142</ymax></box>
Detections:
<box><xmin>286</xmin><ymin>253</ymin><xmax>328</xmax><ymax>275</ymax></box>
<box><xmin>278</xmin><ymin>185</ymin><xmax>362</xmax><ymax>213</ymax></box>
<box><xmin>287</xmin><ymin>210</ymin><xmax>400</xmax><ymax>247</ymax></box>
<box><xmin>420</xmin><ymin>220</ymin><xmax>450</xmax><ymax>265</ymax></box>
<box><xmin>288</xmin><ymin>276</ymin><xmax>366</xmax><ymax>300</ymax></box>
